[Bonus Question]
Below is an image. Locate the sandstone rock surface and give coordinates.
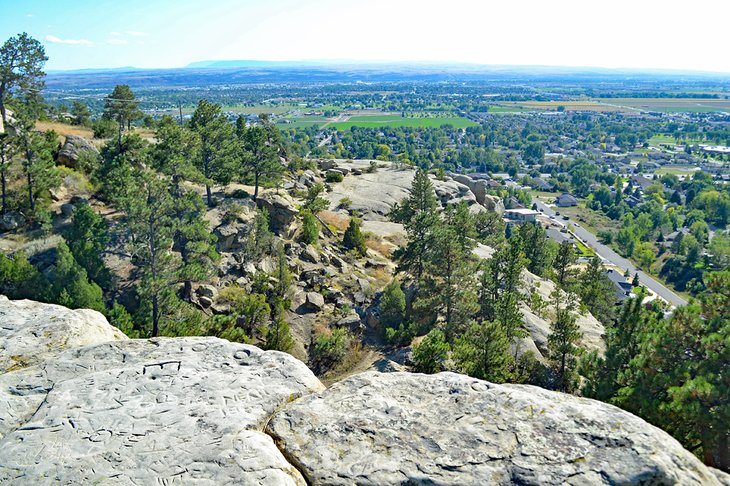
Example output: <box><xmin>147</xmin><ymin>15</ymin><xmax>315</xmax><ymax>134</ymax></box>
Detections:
<box><xmin>56</xmin><ymin>135</ymin><xmax>99</xmax><ymax>168</ymax></box>
<box><xmin>267</xmin><ymin>371</ymin><xmax>722</xmax><ymax>486</ymax></box>
<box><xmin>0</xmin><ymin>297</ymin><xmax>323</xmax><ymax>485</ymax></box>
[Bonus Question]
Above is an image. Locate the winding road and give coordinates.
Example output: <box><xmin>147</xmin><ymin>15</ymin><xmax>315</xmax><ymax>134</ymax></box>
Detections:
<box><xmin>507</xmin><ymin>182</ymin><xmax>687</xmax><ymax>307</ymax></box>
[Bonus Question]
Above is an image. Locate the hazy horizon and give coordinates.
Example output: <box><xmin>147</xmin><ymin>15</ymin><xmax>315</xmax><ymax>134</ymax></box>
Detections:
<box><xmin>2</xmin><ymin>0</ymin><xmax>729</xmax><ymax>73</ymax></box>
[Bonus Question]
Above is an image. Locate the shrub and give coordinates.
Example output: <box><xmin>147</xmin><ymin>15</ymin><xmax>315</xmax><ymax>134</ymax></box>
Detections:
<box><xmin>92</xmin><ymin>118</ymin><xmax>117</xmax><ymax>139</ymax></box>
<box><xmin>412</xmin><ymin>329</ymin><xmax>450</xmax><ymax>374</ymax></box>
<box><xmin>301</xmin><ymin>210</ymin><xmax>319</xmax><ymax>245</ymax></box>
<box><xmin>326</xmin><ymin>170</ymin><xmax>344</xmax><ymax>183</ymax></box>
<box><xmin>380</xmin><ymin>279</ymin><xmax>406</xmax><ymax>328</ymax></box>
<box><xmin>343</xmin><ymin>218</ymin><xmax>367</xmax><ymax>256</ymax></box>
<box><xmin>338</xmin><ymin>197</ymin><xmax>352</xmax><ymax>210</ymax></box>
<box><xmin>311</xmin><ymin>328</ymin><xmax>351</xmax><ymax>373</ymax></box>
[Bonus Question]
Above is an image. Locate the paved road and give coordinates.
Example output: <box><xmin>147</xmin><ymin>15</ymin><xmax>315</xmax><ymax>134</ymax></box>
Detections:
<box><xmin>504</xmin><ymin>182</ymin><xmax>687</xmax><ymax>307</ymax></box>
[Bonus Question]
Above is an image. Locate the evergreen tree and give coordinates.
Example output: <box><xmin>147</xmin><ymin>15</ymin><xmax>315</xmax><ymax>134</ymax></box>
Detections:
<box><xmin>553</xmin><ymin>240</ymin><xmax>578</xmax><ymax>290</ymax></box>
<box><xmin>271</xmin><ymin>243</ymin><xmax>293</xmax><ymax>309</ymax></box>
<box><xmin>0</xmin><ymin>250</ymin><xmax>48</xmax><ymax>300</ymax></box>
<box><xmin>121</xmin><ymin>170</ymin><xmax>178</xmax><ymax>337</ymax></box>
<box><xmin>581</xmin><ymin>291</ymin><xmax>652</xmax><ymax>401</ymax></box>
<box><xmin>190</xmin><ymin>100</ymin><xmax>236</xmax><ymax>206</ymax></box>
<box><xmin>151</xmin><ymin>115</ymin><xmax>202</xmax><ymax>188</ymax></box>
<box><xmin>392</xmin><ymin>168</ymin><xmax>439</xmax><ymax>281</ymax></box>
<box><xmin>262</xmin><ymin>301</ymin><xmax>294</xmax><ymax>353</ymax></box>
<box><xmin>518</xmin><ymin>222</ymin><xmax>553</xmax><ymax>276</ymax></box>
<box><xmin>302</xmin><ymin>182</ymin><xmax>329</xmax><ymax>215</ymax></box>
<box><xmin>380</xmin><ymin>279</ymin><xmax>406</xmax><ymax>328</ymax></box>
<box><xmin>103</xmin><ymin>85</ymin><xmax>140</xmax><ymax>149</ymax></box>
<box><xmin>238</xmin><ymin>114</ymin><xmax>284</xmax><ymax>201</ymax></box>
<box><xmin>245</xmin><ymin>207</ymin><xmax>274</xmax><ymax>261</ymax></box>
<box><xmin>15</xmin><ymin>109</ymin><xmax>59</xmax><ymax>217</ymax></box>
<box><xmin>617</xmin><ymin>272</ymin><xmax>730</xmax><ymax>470</ymax></box>
<box><xmin>173</xmin><ymin>189</ymin><xmax>219</xmax><ymax>301</ymax></box>
<box><xmin>343</xmin><ymin>217</ymin><xmax>367</xmax><ymax>256</ymax></box>
<box><xmin>416</xmin><ymin>212</ymin><xmax>479</xmax><ymax>339</ymax></box>
<box><xmin>64</xmin><ymin>203</ymin><xmax>112</xmax><ymax>288</ymax></box>
<box><xmin>577</xmin><ymin>256</ymin><xmax>616</xmax><ymax>325</ymax></box>
<box><xmin>548</xmin><ymin>287</ymin><xmax>582</xmax><ymax>392</ymax></box>
<box><xmin>0</xmin><ymin>32</ymin><xmax>47</xmax><ymax>134</ymax></box>
<box><xmin>412</xmin><ymin>328</ymin><xmax>450</xmax><ymax>374</ymax></box>
<box><xmin>50</xmin><ymin>241</ymin><xmax>105</xmax><ymax>313</ymax></box>
<box><xmin>301</xmin><ymin>210</ymin><xmax>319</xmax><ymax>245</ymax></box>
<box><xmin>453</xmin><ymin>320</ymin><xmax>512</xmax><ymax>382</ymax></box>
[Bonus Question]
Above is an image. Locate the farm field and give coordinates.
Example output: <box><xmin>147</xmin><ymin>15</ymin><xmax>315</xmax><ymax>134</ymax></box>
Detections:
<box><xmin>604</xmin><ymin>98</ymin><xmax>730</xmax><ymax>113</ymax></box>
<box><xmin>329</xmin><ymin>115</ymin><xmax>477</xmax><ymax>129</ymax></box>
<box><xmin>499</xmin><ymin>101</ymin><xmax>630</xmax><ymax>112</ymax></box>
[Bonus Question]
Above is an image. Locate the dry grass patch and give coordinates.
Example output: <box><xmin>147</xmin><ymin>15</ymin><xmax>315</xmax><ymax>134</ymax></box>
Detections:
<box><xmin>36</xmin><ymin>121</ymin><xmax>94</xmax><ymax>140</ymax></box>
<box><xmin>363</xmin><ymin>232</ymin><xmax>394</xmax><ymax>258</ymax></box>
<box><xmin>319</xmin><ymin>210</ymin><xmax>350</xmax><ymax>232</ymax></box>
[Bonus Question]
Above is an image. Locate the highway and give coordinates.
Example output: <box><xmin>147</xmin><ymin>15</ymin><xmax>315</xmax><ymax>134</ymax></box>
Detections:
<box><xmin>506</xmin><ymin>183</ymin><xmax>688</xmax><ymax>307</ymax></box>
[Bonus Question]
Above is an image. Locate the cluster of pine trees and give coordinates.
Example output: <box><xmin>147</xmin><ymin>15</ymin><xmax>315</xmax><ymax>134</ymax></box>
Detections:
<box><xmin>383</xmin><ymin>168</ymin><xmax>728</xmax><ymax>470</ymax></box>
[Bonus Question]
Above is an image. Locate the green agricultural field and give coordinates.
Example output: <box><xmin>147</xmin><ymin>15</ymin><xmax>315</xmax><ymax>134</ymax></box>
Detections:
<box><xmin>330</xmin><ymin>115</ymin><xmax>477</xmax><ymax>130</ymax></box>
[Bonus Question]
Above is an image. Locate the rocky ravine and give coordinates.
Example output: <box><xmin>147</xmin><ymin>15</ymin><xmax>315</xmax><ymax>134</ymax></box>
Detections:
<box><xmin>0</xmin><ymin>296</ymin><xmax>726</xmax><ymax>485</ymax></box>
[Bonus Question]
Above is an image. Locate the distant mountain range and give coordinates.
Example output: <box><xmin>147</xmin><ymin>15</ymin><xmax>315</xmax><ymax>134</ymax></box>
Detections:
<box><xmin>44</xmin><ymin>60</ymin><xmax>730</xmax><ymax>90</ymax></box>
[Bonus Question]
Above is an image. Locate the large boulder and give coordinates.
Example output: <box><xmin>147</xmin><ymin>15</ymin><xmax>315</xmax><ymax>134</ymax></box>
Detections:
<box><xmin>56</xmin><ymin>135</ymin><xmax>99</xmax><ymax>169</ymax></box>
<box><xmin>0</xmin><ymin>297</ymin><xmax>323</xmax><ymax>485</ymax></box>
<box><xmin>267</xmin><ymin>371</ymin><xmax>722</xmax><ymax>485</ymax></box>
<box><xmin>256</xmin><ymin>192</ymin><xmax>299</xmax><ymax>237</ymax></box>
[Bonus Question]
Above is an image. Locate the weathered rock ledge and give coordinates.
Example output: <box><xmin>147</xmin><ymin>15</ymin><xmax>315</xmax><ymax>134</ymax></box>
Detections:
<box><xmin>0</xmin><ymin>296</ymin><xmax>725</xmax><ymax>485</ymax></box>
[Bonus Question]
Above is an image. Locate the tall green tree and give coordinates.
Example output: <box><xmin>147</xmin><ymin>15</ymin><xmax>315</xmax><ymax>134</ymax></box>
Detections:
<box><xmin>343</xmin><ymin>217</ymin><xmax>367</xmax><ymax>256</ymax></box>
<box><xmin>238</xmin><ymin>114</ymin><xmax>284</xmax><ymax>201</ymax></box>
<box><xmin>548</xmin><ymin>287</ymin><xmax>582</xmax><ymax>393</ymax></box>
<box><xmin>1</xmin><ymin>33</ymin><xmax>46</xmax><ymax>214</ymax></box>
<box><xmin>190</xmin><ymin>100</ymin><xmax>235</xmax><ymax>206</ymax></box>
<box><xmin>518</xmin><ymin>222</ymin><xmax>553</xmax><ymax>276</ymax></box>
<box><xmin>380</xmin><ymin>279</ymin><xmax>406</xmax><ymax>328</ymax></box>
<box><xmin>412</xmin><ymin>328</ymin><xmax>450</xmax><ymax>374</ymax></box>
<box><xmin>122</xmin><ymin>170</ymin><xmax>178</xmax><ymax>337</ymax></box>
<box><xmin>172</xmin><ymin>190</ymin><xmax>219</xmax><ymax>302</ymax></box>
<box><xmin>64</xmin><ymin>203</ymin><xmax>112</xmax><ymax>288</ymax></box>
<box><xmin>616</xmin><ymin>273</ymin><xmax>730</xmax><ymax>470</ymax></box>
<box><xmin>102</xmin><ymin>84</ymin><xmax>140</xmax><ymax>149</ymax></box>
<box><xmin>577</xmin><ymin>256</ymin><xmax>616</xmax><ymax>325</ymax></box>
<box><xmin>16</xmin><ymin>120</ymin><xmax>59</xmax><ymax>216</ymax></box>
<box><xmin>552</xmin><ymin>240</ymin><xmax>578</xmax><ymax>290</ymax></box>
<box><xmin>49</xmin><ymin>241</ymin><xmax>105</xmax><ymax>313</ymax></box>
<box><xmin>392</xmin><ymin>168</ymin><xmax>440</xmax><ymax>281</ymax></box>
<box><xmin>151</xmin><ymin>115</ymin><xmax>202</xmax><ymax>188</ymax></box>
<box><xmin>453</xmin><ymin>320</ymin><xmax>512</xmax><ymax>382</ymax></box>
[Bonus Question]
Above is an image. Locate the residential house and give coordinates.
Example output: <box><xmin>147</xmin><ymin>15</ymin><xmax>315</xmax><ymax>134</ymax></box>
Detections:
<box><xmin>604</xmin><ymin>269</ymin><xmax>633</xmax><ymax>304</ymax></box>
<box><xmin>555</xmin><ymin>193</ymin><xmax>578</xmax><ymax>207</ymax></box>
<box><xmin>504</xmin><ymin>208</ymin><xmax>539</xmax><ymax>223</ymax></box>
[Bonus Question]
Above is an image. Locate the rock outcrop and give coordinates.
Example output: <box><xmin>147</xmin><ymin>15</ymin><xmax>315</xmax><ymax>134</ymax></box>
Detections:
<box><xmin>0</xmin><ymin>297</ymin><xmax>322</xmax><ymax>485</ymax></box>
<box><xmin>56</xmin><ymin>135</ymin><xmax>99</xmax><ymax>169</ymax></box>
<box><xmin>268</xmin><ymin>371</ymin><xmax>721</xmax><ymax>485</ymax></box>
<box><xmin>256</xmin><ymin>192</ymin><xmax>299</xmax><ymax>238</ymax></box>
<box><xmin>0</xmin><ymin>297</ymin><xmax>723</xmax><ymax>485</ymax></box>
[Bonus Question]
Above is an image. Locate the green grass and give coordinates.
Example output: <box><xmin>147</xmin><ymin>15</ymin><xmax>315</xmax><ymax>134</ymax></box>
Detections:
<box><xmin>330</xmin><ymin>115</ymin><xmax>477</xmax><ymax>130</ymax></box>
<box><xmin>487</xmin><ymin>105</ymin><xmax>530</xmax><ymax>113</ymax></box>
<box><xmin>654</xmin><ymin>165</ymin><xmax>700</xmax><ymax>176</ymax></box>
<box><xmin>650</xmin><ymin>106</ymin><xmax>730</xmax><ymax>113</ymax></box>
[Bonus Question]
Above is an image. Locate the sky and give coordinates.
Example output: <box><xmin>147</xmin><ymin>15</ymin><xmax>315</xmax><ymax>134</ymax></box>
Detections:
<box><xmin>1</xmin><ymin>0</ymin><xmax>729</xmax><ymax>73</ymax></box>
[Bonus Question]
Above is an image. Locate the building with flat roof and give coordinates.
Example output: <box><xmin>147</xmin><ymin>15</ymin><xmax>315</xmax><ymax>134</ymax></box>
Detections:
<box><xmin>504</xmin><ymin>208</ymin><xmax>539</xmax><ymax>222</ymax></box>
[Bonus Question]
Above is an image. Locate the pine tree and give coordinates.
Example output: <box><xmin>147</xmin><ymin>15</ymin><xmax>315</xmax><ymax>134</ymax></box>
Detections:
<box><xmin>416</xmin><ymin>214</ymin><xmax>479</xmax><ymax>339</ymax></box>
<box><xmin>238</xmin><ymin>114</ymin><xmax>284</xmax><ymax>201</ymax></box>
<box><xmin>392</xmin><ymin>168</ymin><xmax>439</xmax><ymax>281</ymax></box>
<box><xmin>547</xmin><ymin>287</ymin><xmax>582</xmax><ymax>393</ymax></box>
<box><xmin>453</xmin><ymin>320</ymin><xmax>512</xmax><ymax>382</ymax></box>
<box><xmin>173</xmin><ymin>189</ymin><xmax>219</xmax><ymax>302</ymax></box>
<box><xmin>49</xmin><ymin>241</ymin><xmax>105</xmax><ymax>313</ymax></box>
<box><xmin>64</xmin><ymin>203</ymin><xmax>112</xmax><ymax>288</ymax></box>
<box><xmin>343</xmin><ymin>217</ymin><xmax>367</xmax><ymax>256</ymax></box>
<box><xmin>121</xmin><ymin>170</ymin><xmax>178</xmax><ymax>337</ymax></box>
<box><xmin>103</xmin><ymin>85</ymin><xmax>140</xmax><ymax>150</ymax></box>
<box><xmin>553</xmin><ymin>240</ymin><xmax>578</xmax><ymax>290</ymax></box>
<box><xmin>190</xmin><ymin>100</ymin><xmax>236</xmax><ymax>206</ymax></box>
<box><xmin>380</xmin><ymin>279</ymin><xmax>406</xmax><ymax>328</ymax></box>
<box><xmin>412</xmin><ymin>328</ymin><xmax>450</xmax><ymax>374</ymax></box>
<box><xmin>577</xmin><ymin>256</ymin><xmax>616</xmax><ymax>326</ymax></box>
<box><xmin>262</xmin><ymin>301</ymin><xmax>294</xmax><ymax>353</ymax></box>
<box><xmin>301</xmin><ymin>210</ymin><xmax>319</xmax><ymax>245</ymax></box>
<box><xmin>518</xmin><ymin>222</ymin><xmax>553</xmax><ymax>276</ymax></box>
<box><xmin>151</xmin><ymin>115</ymin><xmax>202</xmax><ymax>188</ymax></box>
<box><xmin>245</xmin><ymin>207</ymin><xmax>274</xmax><ymax>261</ymax></box>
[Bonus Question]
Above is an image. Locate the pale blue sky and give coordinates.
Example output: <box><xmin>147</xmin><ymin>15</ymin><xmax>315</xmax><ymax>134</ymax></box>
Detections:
<box><xmin>1</xmin><ymin>0</ymin><xmax>728</xmax><ymax>72</ymax></box>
